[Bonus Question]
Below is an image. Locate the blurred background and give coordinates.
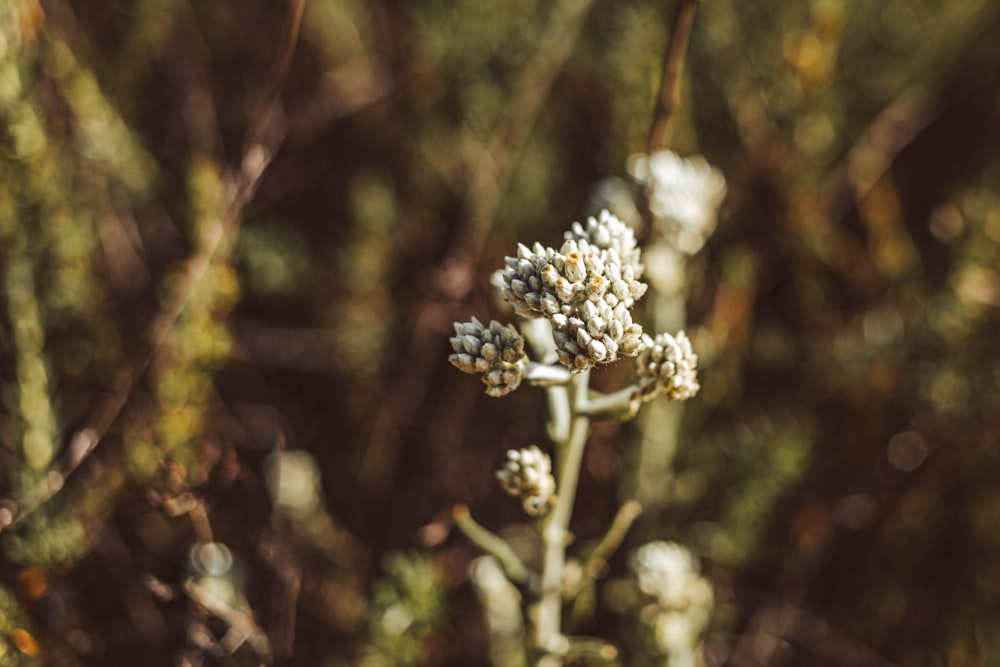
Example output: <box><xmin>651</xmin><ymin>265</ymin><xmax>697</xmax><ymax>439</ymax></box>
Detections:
<box><xmin>1</xmin><ymin>0</ymin><xmax>999</xmax><ymax>665</ymax></box>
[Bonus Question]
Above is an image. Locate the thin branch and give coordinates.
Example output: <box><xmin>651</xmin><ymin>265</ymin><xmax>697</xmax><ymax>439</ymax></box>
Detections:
<box><xmin>453</xmin><ymin>504</ymin><xmax>534</xmax><ymax>586</ymax></box>
<box><xmin>648</xmin><ymin>0</ymin><xmax>701</xmax><ymax>154</ymax></box>
<box><xmin>183</xmin><ymin>578</ymin><xmax>273</xmax><ymax>661</ymax></box>
<box><xmin>580</xmin><ymin>500</ymin><xmax>642</xmax><ymax>580</ymax></box>
<box><xmin>578</xmin><ymin>385</ymin><xmax>643</xmax><ymax>421</ymax></box>
<box><xmin>524</xmin><ymin>362</ymin><xmax>574</xmax><ymax>387</ymax></box>
<box><xmin>823</xmin><ymin>86</ymin><xmax>939</xmax><ymax>221</ymax></box>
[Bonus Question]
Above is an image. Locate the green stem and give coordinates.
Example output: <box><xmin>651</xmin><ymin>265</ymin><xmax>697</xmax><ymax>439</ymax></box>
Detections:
<box><xmin>545</xmin><ymin>385</ymin><xmax>571</xmax><ymax>445</ymax></box>
<box><xmin>580</xmin><ymin>500</ymin><xmax>643</xmax><ymax>582</ymax></box>
<box><xmin>533</xmin><ymin>371</ymin><xmax>590</xmax><ymax>663</ymax></box>
<box><xmin>578</xmin><ymin>384</ymin><xmax>643</xmax><ymax>421</ymax></box>
<box><xmin>454</xmin><ymin>504</ymin><xmax>533</xmax><ymax>586</ymax></box>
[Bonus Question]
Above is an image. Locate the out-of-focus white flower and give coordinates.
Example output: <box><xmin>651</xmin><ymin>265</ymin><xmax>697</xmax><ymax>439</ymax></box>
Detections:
<box><xmin>631</xmin><ymin>541</ymin><xmax>700</xmax><ymax>608</ymax></box>
<box><xmin>497</xmin><ymin>210</ymin><xmax>647</xmax><ymax>371</ymax></box>
<box><xmin>496</xmin><ymin>445</ymin><xmax>556</xmax><ymax>516</ymax></box>
<box><xmin>630</xmin><ymin>150</ymin><xmax>726</xmax><ymax>255</ymax></box>
<box><xmin>630</xmin><ymin>541</ymin><xmax>713</xmax><ymax>660</ymax></box>
<box><xmin>636</xmin><ymin>330</ymin><xmax>700</xmax><ymax>402</ymax></box>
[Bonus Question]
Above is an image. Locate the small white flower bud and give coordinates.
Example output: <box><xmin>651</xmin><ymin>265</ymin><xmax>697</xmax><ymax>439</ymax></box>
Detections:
<box><xmin>587</xmin><ymin>339</ymin><xmax>607</xmax><ymax>361</ymax></box>
<box><xmin>495</xmin><ymin>445</ymin><xmax>555</xmax><ymax>516</ymax></box>
<box><xmin>448</xmin><ymin>318</ymin><xmax>527</xmax><ymax>397</ymax></box>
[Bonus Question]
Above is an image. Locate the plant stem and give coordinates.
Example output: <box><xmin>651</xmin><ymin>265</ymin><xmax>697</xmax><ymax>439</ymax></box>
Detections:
<box><xmin>648</xmin><ymin>0</ymin><xmax>701</xmax><ymax>154</ymax></box>
<box><xmin>454</xmin><ymin>504</ymin><xmax>533</xmax><ymax>586</ymax></box>
<box><xmin>534</xmin><ymin>371</ymin><xmax>591</xmax><ymax>664</ymax></box>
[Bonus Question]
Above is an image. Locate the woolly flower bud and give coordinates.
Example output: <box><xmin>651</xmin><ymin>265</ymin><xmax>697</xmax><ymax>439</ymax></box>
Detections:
<box><xmin>630</xmin><ymin>150</ymin><xmax>726</xmax><ymax>255</ymax></box>
<box><xmin>448</xmin><ymin>317</ymin><xmax>527</xmax><ymax>397</ymax></box>
<box><xmin>635</xmin><ymin>330</ymin><xmax>699</xmax><ymax>401</ymax></box>
<box><xmin>497</xmin><ymin>210</ymin><xmax>648</xmax><ymax>371</ymax></box>
<box><xmin>565</xmin><ymin>209</ymin><xmax>643</xmax><ymax>278</ymax></box>
<box><xmin>499</xmin><ymin>242</ymin><xmax>559</xmax><ymax>318</ymax></box>
<box><xmin>495</xmin><ymin>445</ymin><xmax>555</xmax><ymax>516</ymax></box>
<box><xmin>551</xmin><ymin>299</ymin><xmax>643</xmax><ymax>371</ymax></box>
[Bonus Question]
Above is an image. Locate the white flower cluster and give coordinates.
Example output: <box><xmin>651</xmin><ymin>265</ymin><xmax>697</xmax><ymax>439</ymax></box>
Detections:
<box><xmin>565</xmin><ymin>209</ymin><xmax>643</xmax><ymax>274</ymax></box>
<box><xmin>630</xmin><ymin>541</ymin><xmax>713</xmax><ymax>661</ymax></box>
<box><xmin>499</xmin><ymin>210</ymin><xmax>647</xmax><ymax>371</ymax></box>
<box><xmin>448</xmin><ymin>317</ymin><xmax>527</xmax><ymax>397</ymax></box>
<box><xmin>630</xmin><ymin>150</ymin><xmax>726</xmax><ymax>256</ymax></box>
<box><xmin>635</xmin><ymin>331</ymin><xmax>700</xmax><ymax>402</ymax></box>
<box><xmin>495</xmin><ymin>445</ymin><xmax>556</xmax><ymax>516</ymax></box>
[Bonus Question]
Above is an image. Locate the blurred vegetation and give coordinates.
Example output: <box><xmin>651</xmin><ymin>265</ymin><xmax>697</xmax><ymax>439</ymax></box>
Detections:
<box><xmin>0</xmin><ymin>0</ymin><xmax>998</xmax><ymax>665</ymax></box>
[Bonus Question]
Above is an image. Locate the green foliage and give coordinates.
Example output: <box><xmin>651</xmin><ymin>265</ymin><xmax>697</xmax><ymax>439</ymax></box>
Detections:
<box><xmin>360</xmin><ymin>552</ymin><xmax>448</xmax><ymax>667</ymax></box>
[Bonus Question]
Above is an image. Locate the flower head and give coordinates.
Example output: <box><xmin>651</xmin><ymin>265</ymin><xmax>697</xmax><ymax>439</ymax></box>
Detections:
<box><xmin>631</xmin><ymin>541</ymin><xmax>701</xmax><ymax>609</ymax></box>
<box><xmin>635</xmin><ymin>330</ymin><xmax>700</xmax><ymax>402</ymax></box>
<box><xmin>448</xmin><ymin>317</ymin><xmax>527</xmax><ymax>397</ymax></box>
<box><xmin>630</xmin><ymin>150</ymin><xmax>726</xmax><ymax>255</ymax></box>
<box><xmin>498</xmin><ymin>210</ymin><xmax>647</xmax><ymax>371</ymax></box>
<box><xmin>565</xmin><ymin>208</ymin><xmax>643</xmax><ymax>278</ymax></box>
<box><xmin>496</xmin><ymin>445</ymin><xmax>555</xmax><ymax>516</ymax></box>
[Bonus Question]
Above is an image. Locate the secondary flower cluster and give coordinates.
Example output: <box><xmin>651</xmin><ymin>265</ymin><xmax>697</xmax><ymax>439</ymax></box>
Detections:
<box><xmin>630</xmin><ymin>541</ymin><xmax>713</xmax><ymax>660</ymax></box>
<box><xmin>635</xmin><ymin>331</ymin><xmax>700</xmax><ymax>402</ymax></box>
<box><xmin>495</xmin><ymin>445</ymin><xmax>555</xmax><ymax>516</ymax></box>
<box><xmin>630</xmin><ymin>149</ymin><xmax>726</xmax><ymax>256</ymax></box>
<box><xmin>499</xmin><ymin>210</ymin><xmax>647</xmax><ymax>370</ymax></box>
<box><xmin>448</xmin><ymin>317</ymin><xmax>527</xmax><ymax>397</ymax></box>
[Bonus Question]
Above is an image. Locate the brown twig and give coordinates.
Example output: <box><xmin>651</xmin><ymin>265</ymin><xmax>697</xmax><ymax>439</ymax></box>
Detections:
<box><xmin>823</xmin><ymin>86</ymin><xmax>939</xmax><ymax>221</ymax></box>
<box><xmin>0</xmin><ymin>0</ymin><xmax>307</xmax><ymax>536</ymax></box>
<box><xmin>648</xmin><ymin>0</ymin><xmax>701</xmax><ymax>155</ymax></box>
<box><xmin>727</xmin><ymin>595</ymin><xmax>900</xmax><ymax>667</ymax></box>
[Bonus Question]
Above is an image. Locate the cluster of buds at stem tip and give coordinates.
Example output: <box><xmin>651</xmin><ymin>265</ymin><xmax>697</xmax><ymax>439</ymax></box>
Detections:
<box><xmin>499</xmin><ymin>210</ymin><xmax>647</xmax><ymax>371</ymax></box>
<box><xmin>448</xmin><ymin>317</ymin><xmax>527</xmax><ymax>397</ymax></box>
<box><xmin>635</xmin><ymin>331</ymin><xmax>700</xmax><ymax>402</ymax></box>
<box><xmin>496</xmin><ymin>445</ymin><xmax>555</xmax><ymax>516</ymax></box>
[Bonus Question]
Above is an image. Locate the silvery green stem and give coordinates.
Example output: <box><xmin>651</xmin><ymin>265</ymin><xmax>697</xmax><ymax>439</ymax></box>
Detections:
<box><xmin>524</xmin><ymin>362</ymin><xmax>572</xmax><ymax>386</ymax></box>
<box><xmin>454</xmin><ymin>504</ymin><xmax>533</xmax><ymax>586</ymax></box>
<box><xmin>580</xmin><ymin>500</ymin><xmax>642</xmax><ymax>583</ymax></box>
<box><xmin>533</xmin><ymin>370</ymin><xmax>590</xmax><ymax>665</ymax></box>
<box><xmin>520</xmin><ymin>320</ymin><xmax>573</xmax><ymax>444</ymax></box>
<box><xmin>579</xmin><ymin>384</ymin><xmax>642</xmax><ymax>421</ymax></box>
<box><xmin>544</xmin><ymin>384</ymin><xmax>572</xmax><ymax>450</ymax></box>
<box><xmin>521</xmin><ymin>317</ymin><xmax>559</xmax><ymax>364</ymax></box>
